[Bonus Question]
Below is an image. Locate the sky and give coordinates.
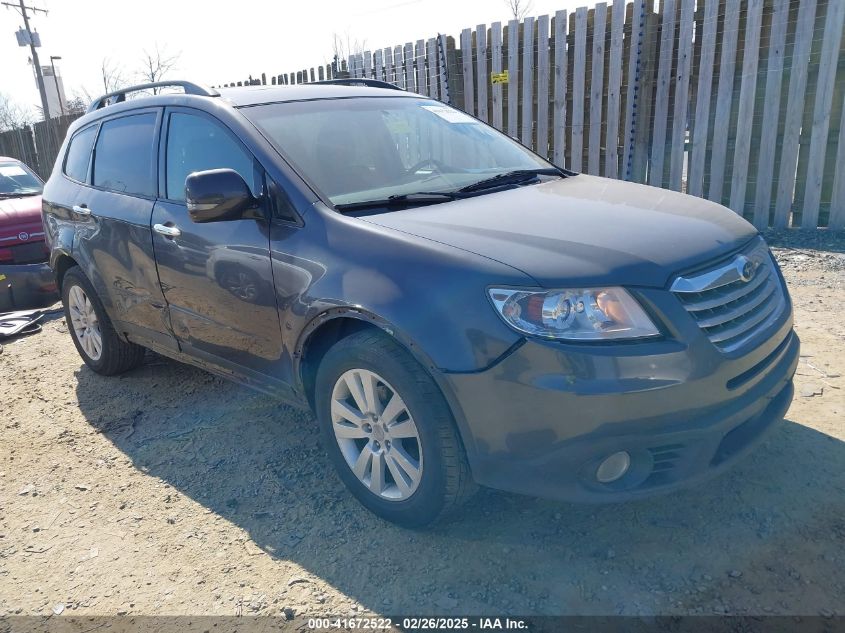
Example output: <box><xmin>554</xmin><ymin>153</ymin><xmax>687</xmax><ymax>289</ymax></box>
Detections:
<box><xmin>1</xmin><ymin>0</ymin><xmax>585</xmax><ymax>116</ymax></box>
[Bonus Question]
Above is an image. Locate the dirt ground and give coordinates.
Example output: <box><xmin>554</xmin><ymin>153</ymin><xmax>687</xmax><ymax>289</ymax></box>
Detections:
<box><xmin>1</xmin><ymin>230</ymin><xmax>843</xmax><ymax>619</ymax></box>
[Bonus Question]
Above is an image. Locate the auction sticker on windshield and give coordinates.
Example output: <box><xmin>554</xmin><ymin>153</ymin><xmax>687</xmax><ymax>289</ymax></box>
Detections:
<box><xmin>421</xmin><ymin>104</ymin><xmax>476</xmax><ymax>124</ymax></box>
<box><xmin>0</xmin><ymin>165</ymin><xmax>28</xmax><ymax>177</ymax></box>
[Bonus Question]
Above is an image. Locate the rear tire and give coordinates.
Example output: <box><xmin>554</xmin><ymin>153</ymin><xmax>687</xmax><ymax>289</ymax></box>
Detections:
<box><xmin>314</xmin><ymin>329</ymin><xmax>475</xmax><ymax>527</ymax></box>
<box><xmin>62</xmin><ymin>266</ymin><xmax>145</xmax><ymax>375</ymax></box>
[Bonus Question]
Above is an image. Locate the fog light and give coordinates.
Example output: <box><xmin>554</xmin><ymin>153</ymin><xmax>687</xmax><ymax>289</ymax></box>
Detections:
<box><xmin>596</xmin><ymin>451</ymin><xmax>631</xmax><ymax>483</ymax></box>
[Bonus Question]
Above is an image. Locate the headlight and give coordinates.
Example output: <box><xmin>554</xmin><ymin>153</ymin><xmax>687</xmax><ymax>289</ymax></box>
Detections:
<box><xmin>488</xmin><ymin>287</ymin><xmax>660</xmax><ymax>341</ymax></box>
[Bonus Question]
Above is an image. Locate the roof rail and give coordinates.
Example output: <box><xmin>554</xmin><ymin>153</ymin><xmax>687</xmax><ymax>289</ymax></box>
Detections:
<box><xmin>87</xmin><ymin>81</ymin><xmax>220</xmax><ymax>113</ymax></box>
<box><xmin>315</xmin><ymin>78</ymin><xmax>403</xmax><ymax>91</ymax></box>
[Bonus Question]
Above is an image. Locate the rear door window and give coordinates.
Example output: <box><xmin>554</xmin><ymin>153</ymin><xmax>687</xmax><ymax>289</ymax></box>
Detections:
<box><xmin>63</xmin><ymin>125</ymin><xmax>98</xmax><ymax>183</ymax></box>
<box><xmin>92</xmin><ymin>113</ymin><xmax>157</xmax><ymax>197</ymax></box>
<box><xmin>165</xmin><ymin>112</ymin><xmax>257</xmax><ymax>202</ymax></box>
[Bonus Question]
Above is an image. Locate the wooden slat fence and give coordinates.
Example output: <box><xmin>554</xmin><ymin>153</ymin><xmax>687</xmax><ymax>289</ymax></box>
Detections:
<box><xmin>221</xmin><ymin>0</ymin><xmax>842</xmax><ymax>228</ymax></box>
<box><xmin>0</xmin><ymin>126</ymin><xmax>39</xmax><ymax>175</ymax></box>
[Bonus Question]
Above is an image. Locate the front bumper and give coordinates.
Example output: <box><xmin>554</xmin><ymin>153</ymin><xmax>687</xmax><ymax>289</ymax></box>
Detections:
<box><xmin>0</xmin><ymin>261</ymin><xmax>58</xmax><ymax>312</ymax></box>
<box><xmin>441</xmin><ymin>303</ymin><xmax>798</xmax><ymax>503</ymax></box>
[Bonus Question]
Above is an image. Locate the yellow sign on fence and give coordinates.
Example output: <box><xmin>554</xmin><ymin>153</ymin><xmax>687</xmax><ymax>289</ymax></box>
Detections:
<box><xmin>491</xmin><ymin>71</ymin><xmax>509</xmax><ymax>85</ymax></box>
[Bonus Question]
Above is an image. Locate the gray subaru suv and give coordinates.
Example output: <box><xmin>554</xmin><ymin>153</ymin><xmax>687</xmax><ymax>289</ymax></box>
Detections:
<box><xmin>41</xmin><ymin>80</ymin><xmax>798</xmax><ymax>526</ymax></box>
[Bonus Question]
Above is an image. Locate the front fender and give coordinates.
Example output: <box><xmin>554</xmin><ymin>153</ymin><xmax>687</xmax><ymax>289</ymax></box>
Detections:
<box><xmin>283</xmin><ymin>205</ymin><xmax>530</xmax><ymax>375</ymax></box>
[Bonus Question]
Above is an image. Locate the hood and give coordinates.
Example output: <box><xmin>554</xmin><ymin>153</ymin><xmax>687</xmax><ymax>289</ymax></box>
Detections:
<box><xmin>0</xmin><ymin>194</ymin><xmax>43</xmax><ymax>229</ymax></box>
<box><xmin>363</xmin><ymin>175</ymin><xmax>757</xmax><ymax>288</ymax></box>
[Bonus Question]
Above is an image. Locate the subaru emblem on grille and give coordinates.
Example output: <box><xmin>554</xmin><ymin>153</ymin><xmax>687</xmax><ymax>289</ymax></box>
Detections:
<box><xmin>18</xmin><ymin>231</ymin><xmax>29</xmax><ymax>242</ymax></box>
<box><xmin>672</xmin><ymin>239</ymin><xmax>785</xmax><ymax>353</ymax></box>
<box><xmin>736</xmin><ymin>255</ymin><xmax>757</xmax><ymax>283</ymax></box>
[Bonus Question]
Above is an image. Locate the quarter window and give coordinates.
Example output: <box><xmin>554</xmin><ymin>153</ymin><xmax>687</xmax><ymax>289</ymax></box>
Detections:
<box><xmin>92</xmin><ymin>113</ymin><xmax>157</xmax><ymax>196</ymax></box>
<box><xmin>64</xmin><ymin>125</ymin><xmax>98</xmax><ymax>183</ymax></box>
<box><xmin>165</xmin><ymin>112</ymin><xmax>256</xmax><ymax>202</ymax></box>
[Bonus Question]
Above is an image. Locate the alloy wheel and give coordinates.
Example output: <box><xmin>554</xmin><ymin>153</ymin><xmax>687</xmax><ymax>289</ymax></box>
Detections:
<box><xmin>330</xmin><ymin>368</ymin><xmax>423</xmax><ymax>501</ymax></box>
<box><xmin>68</xmin><ymin>285</ymin><xmax>103</xmax><ymax>361</ymax></box>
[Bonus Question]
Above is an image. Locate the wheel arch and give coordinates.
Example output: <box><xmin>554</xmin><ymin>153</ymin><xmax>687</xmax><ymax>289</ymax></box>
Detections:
<box><xmin>294</xmin><ymin>308</ymin><xmax>478</xmax><ymax>466</ymax></box>
<box><xmin>52</xmin><ymin>252</ymin><xmax>80</xmax><ymax>290</ymax></box>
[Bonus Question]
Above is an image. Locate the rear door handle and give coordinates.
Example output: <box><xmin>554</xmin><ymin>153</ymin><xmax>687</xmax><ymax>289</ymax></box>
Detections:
<box><xmin>153</xmin><ymin>223</ymin><xmax>181</xmax><ymax>238</ymax></box>
<box><xmin>72</xmin><ymin>205</ymin><xmax>91</xmax><ymax>216</ymax></box>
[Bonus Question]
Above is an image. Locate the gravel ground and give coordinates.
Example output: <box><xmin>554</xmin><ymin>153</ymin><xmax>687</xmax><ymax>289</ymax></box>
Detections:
<box><xmin>1</xmin><ymin>230</ymin><xmax>843</xmax><ymax>619</ymax></box>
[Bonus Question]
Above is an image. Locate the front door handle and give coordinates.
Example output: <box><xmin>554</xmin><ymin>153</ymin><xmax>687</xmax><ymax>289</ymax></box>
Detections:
<box><xmin>153</xmin><ymin>223</ymin><xmax>182</xmax><ymax>238</ymax></box>
<box><xmin>72</xmin><ymin>205</ymin><xmax>91</xmax><ymax>216</ymax></box>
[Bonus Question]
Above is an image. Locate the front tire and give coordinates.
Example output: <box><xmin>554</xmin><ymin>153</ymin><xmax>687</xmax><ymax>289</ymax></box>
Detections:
<box><xmin>62</xmin><ymin>266</ymin><xmax>145</xmax><ymax>375</ymax></box>
<box><xmin>315</xmin><ymin>330</ymin><xmax>474</xmax><ymax>527</ymax></box>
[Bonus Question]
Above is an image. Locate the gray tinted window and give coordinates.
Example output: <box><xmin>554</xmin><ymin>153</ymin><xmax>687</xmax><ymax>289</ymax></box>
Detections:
<box><xmin>64</xmin><ymin>125</ymin><xmax>97</xmax><ymax>183</ymax></box>
<box><xmin>93</xmin><ymin>113</ymin><xmax>156</xmax><ymax>196</ymax></box>
<box><xmin>165</xmin><ymin>112</ymin><xmax>255</xmax><ymax>201</ymax></box>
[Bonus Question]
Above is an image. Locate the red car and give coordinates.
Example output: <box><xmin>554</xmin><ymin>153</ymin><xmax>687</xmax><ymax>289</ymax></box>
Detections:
<box><xmin>0</xmin><ymin>156</ymin><xmax>57</xmax><ymax>311</ymax></box>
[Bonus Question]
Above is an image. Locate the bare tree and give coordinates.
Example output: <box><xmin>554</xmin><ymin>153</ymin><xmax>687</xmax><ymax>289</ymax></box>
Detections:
<box><xmin>137</xmin><ymin>45</ymin><xmax>180</xmax><ymax>93</ymax></box>
<box><xmin>0</xmin><ymin>92</ymin><xmax>34</xmax><ymax>132</ymax></box>
<box><xmin>65</xmin><ymin>95</ymin><xmax>89</xmax><ymax>116</ymax></box>
<box><xmin>330</xmin><ymin>32</ymin><xmax>367</xmax><ymax>73</ymax></box>
<box><xmin>504</xmin><ymin>0</ymin><xmax>533</xmax><ymax>20</ymax></box>
<box><xmin>101</xmin><ymin>57</ymin><xmax>128</xmax><ymax>93</ymax></box>
<box><xmin>71</xmin><ymin>85</ymin><xmax>94</xmax><ymax>105</ymax></box>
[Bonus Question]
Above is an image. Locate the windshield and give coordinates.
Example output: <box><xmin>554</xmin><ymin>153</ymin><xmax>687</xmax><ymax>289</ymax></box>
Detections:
<box><xmin>240</xmin><ymin>97</ymin><xmax>555</xmax><ymax>206</ymax></box>
<box><xmin>0</xmin><ymin>161</ymin><xmax>43</xmax><ymax>197</ymax></box>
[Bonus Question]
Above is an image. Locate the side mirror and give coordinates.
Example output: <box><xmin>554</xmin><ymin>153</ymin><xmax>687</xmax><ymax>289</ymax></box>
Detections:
<box><xmin>185</xmin><ymin>168</ymin><xmax>257</xmax><ymax>223</ymax></box>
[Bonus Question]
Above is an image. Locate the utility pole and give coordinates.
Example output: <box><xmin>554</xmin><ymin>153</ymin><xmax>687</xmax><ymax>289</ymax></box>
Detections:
<box><xmin>3</xmin><ymin>0</ymin><xmax>51</xmax><ymax>122</ymax></box>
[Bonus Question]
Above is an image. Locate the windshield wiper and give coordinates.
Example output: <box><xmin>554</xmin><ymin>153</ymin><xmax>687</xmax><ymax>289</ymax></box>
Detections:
<box><xmin>333</xmin><ymin>168</ymin><xmax>567</xmax><ymax>212</ymax></box>
<box><xmin>335</xmin><ymin>191</ymin><xmax>459</xmax><ymax>212</ymax></box>
<box><xmin>457</xmin><ymin>168</ymin><xmax>565</xmax><ymax>194</ymax></box>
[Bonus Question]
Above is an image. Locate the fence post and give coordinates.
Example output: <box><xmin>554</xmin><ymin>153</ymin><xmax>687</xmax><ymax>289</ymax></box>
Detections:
<box><xmin>491</xmin><ymin>22</ymin><xmax>504</xmax><ymax>130</ymax></box>
<box><xmin>648</xmin><ymin>0</ymin><xmax>676</xmax><ymax>188</ymax></box>
<box><xmin>604</xmin><ymin>0</ymin><xmax>625</xmax><ymax>179</ymax></box>
<box><xmin>404</xmin><ymin>43</ymin><xmax>415</xmax><ymax>92</ymax></box>
<box><xmin>800</xmin><ymin>0</ymin><xmax>845</xmax><ymax>228</ymax></box>
<box><xmin>536</xmin><ymin>15</ymin><xmax>550</xmax><ymax>159</ymax></box>
<box><xmin>437</xmin><ymin>34</ymin><xmax>451</xmax><ymax>104</ymax></box>
<box><xmin>415</xmin><ymin>41</ymin><xmax>426</xmax><ymax>96</ymax></box>
<box><xmin>476</xmin><ymin>25</ymin><xmax>489</xmax><ymax>121</ymax></box>
<box><xmin>392</xmin><ymin>45</ymin><xmax>401</xmax><ymax>85</ymax></box>
<box><xmin>773</xmin><ymin>0</ymin><xmax>817</xmax><ymax>228</ymax></box>
<box><xmin>425</xmin><ymin>39</ymin><xmax>438</xmax><ymax>99</ymax></box>
<box><xmin>520</xmin><ymin>16</ymin><xmax>535</xmax><ymax>148</ymax></box>
<box><xmin>384</xmin><ymin>47</ymin><xmax>394</xmax><ymax>83</ymax></box>
<box><xmin>506</xmin><ymin>19</ymin><xmax>520</xmax><ymax>138</ymax></box>
<box><xmin>375</xmin><ymin>49</ymin><xmax>384</xmax><ymax>81</ymax></box>
<box><xmin>688</xmin><ymin>0</ymin><xmax>719</xmax><ymax>197</ymax></box>
<box><xmin>667</xmin><ymin>0</ymin><xmax>695</xmax><ymax>191</ymax></box>
<box><xmin>571</xmin><ymin>8</ymin><xmax>588</xmax><ymax>172</ymax></box>
<box><xmin>727</xmin><ymin>0</ymin><xmax>764</xmax><ymax>216</ymax></box>
<box><xmin>708</xmin><ymin>0</ymin><xmax>741</xmax><ymax>203</ymax></box>
<box><xmin>623</xmin><ymin>0</ymin><xmax>646</xmax><ymax>181</ymax></box>
<box><xmin>552</xmin><ymin>10</ymin><xmax>568</xmax><ymax>167</ymax></box>
<box><xmin>587</xmin><ymin>3</ymin><xmax>607</xmax><ymax>175</ymax></box>
<box><xmin>750</xmin><ymin>0</ymin><xmax>789</xmax><ymax>228</ymax></box>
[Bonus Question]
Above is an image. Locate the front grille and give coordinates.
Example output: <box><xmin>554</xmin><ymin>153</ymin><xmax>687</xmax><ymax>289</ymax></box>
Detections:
<box><xmin>671</xmin><ymin>239</ymin><xmax>786</xmax><ymax>354</ymax></box>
